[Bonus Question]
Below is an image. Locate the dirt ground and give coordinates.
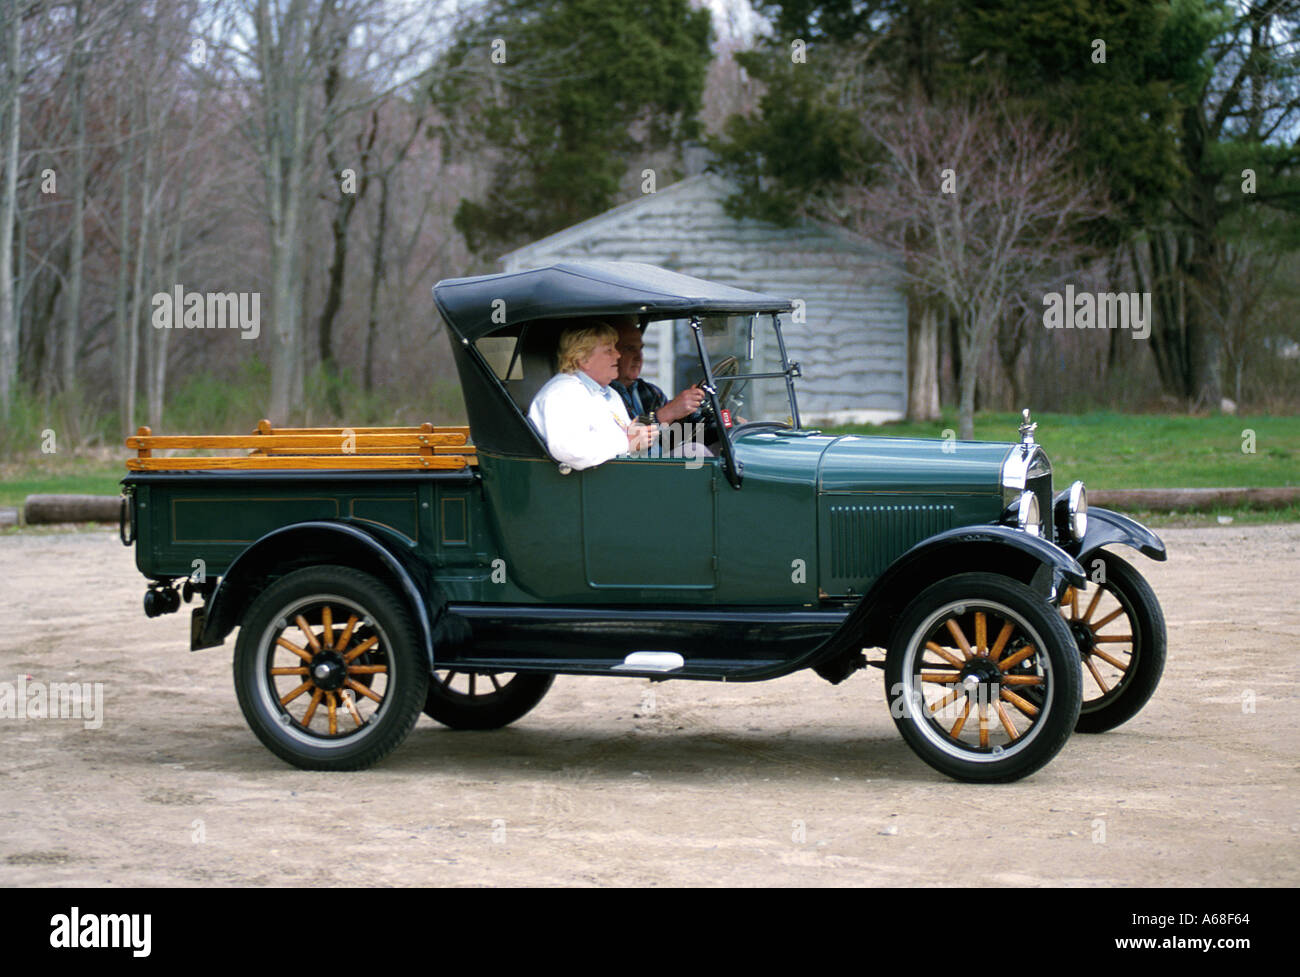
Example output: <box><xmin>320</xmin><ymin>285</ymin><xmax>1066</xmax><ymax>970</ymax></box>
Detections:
<box><xmin>0</xmin><ymin>524</ymin><xmax>1296</xmax><ymax>887</ymax></box>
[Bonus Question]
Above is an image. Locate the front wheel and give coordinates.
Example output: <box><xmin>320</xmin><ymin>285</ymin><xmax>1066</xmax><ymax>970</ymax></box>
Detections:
<box><xmin>885</xmin><ymin>573</ymin><xmax>1082</xmax><ymax>783</ymax></box>
<box><xmin>233</xmin><ymin>565</ymin><xmax>427</xmax><ymax>770</ymax></box>
<box><xmin>1059</xmin><ymin>551</ymin><xmax>1166</xmax><ymax>733</ymax></box>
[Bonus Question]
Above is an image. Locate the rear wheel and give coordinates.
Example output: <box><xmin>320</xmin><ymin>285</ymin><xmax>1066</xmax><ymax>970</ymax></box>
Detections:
<box><xmin>423</xmin><ymin>670</ymin><xmax>554</xmax><ymax>730</ymax></box>
<box><xmin>233</xmin><ymin>566</ymin><xmax>427</xmax><ymax>770</ymax></box>
<box><xmin>885</xmin><ymin>572</ymin><xmax>1082</xmax><ymax>782</ymax></box>
<box><xmin>1060</xmin><ymin>551</ymin><xmax>1166</xmax><ymax>733</ymax></box>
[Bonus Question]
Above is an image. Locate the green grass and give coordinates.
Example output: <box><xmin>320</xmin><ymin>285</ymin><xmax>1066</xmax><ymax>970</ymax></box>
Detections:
<box><xmin>0</xmin><ymin>459</ymin><xmax>124</xmax><ymax>508</ymax></box>
<box><xmin>826</xmin><ymin>410</ymin><xmax>1300</xmax><ymax>491</ymax></box>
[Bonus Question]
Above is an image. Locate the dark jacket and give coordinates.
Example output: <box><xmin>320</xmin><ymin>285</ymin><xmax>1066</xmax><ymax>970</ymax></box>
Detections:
<box><xmin>612</xmin><ymin>378</ymin><xmax>708</xmax><ymax>451</ymax></box>
<box><xmin>611</xmin><ymin>378</ymin><xmax>666</xmax><ymax>421</ymax></box>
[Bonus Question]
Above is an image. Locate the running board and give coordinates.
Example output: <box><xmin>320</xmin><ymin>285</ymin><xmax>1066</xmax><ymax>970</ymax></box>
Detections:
<box><xmin>429</xmin><ymin>656</ymin><xmax>790</xmax><ymax>682</ymax></box>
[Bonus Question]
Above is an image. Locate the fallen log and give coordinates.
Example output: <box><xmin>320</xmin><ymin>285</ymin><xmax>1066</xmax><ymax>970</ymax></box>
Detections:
<box><xmin>23</xmin><ymin>494</ymin><xmax>121</xmax><ymax>524</ymax></box>
<box><xmin>1090</xmin><ymin>486</ymin><xmax>1300</xmax><ymax>512</ymax></box>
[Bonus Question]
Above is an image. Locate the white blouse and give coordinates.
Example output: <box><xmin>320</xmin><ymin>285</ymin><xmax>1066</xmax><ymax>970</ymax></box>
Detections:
<box><xmin>527</xmin><ymin>371</ymin><xmax>632</xmax><ymax>470</ymax></box>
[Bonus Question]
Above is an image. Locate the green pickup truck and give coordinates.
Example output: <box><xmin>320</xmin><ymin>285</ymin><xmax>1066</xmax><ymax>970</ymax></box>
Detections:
<box><xmin>122</xmin><ymin>261</ymin><xmax>1167</xmax><ymax>782</ymax></box>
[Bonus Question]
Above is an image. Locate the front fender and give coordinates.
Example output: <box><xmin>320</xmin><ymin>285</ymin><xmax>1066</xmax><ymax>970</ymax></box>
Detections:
<box><xmin>194</xmin><ymin>520</ymin><xmax>441</xmax><ymax>670</ymax></box>
<box><xmin>1064</xmin><ymin>506</ymin><xmax>1167</xmax><ymax>564</ymax></box>
<box><xmin>811</xmin><ymin>525</ymin><xmax>1085</xmax><ymax>678</ymax></box>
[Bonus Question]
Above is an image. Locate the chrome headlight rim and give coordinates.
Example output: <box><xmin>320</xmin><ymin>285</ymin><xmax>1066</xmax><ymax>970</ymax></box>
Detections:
<box><xmin>1052</xmin><ymin>479</ymin><xmax>1089</xmax><ymax>542</ymax></box>
<box><xmin>1016</xmin><ymin>490</ymin><xmax>1042</xmax><ymax>538</ymax></box>
<box><xmin>1068</xmin><ymin>480</ymin><xmax>1087</xmax><ymax>541</ymax></box>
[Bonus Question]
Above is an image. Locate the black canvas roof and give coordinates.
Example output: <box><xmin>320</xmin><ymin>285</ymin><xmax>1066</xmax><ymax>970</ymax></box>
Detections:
<box><xmin>433</xmin><ymin>261</ymin><xmax>794</xmax><ymax>341</ymax></box>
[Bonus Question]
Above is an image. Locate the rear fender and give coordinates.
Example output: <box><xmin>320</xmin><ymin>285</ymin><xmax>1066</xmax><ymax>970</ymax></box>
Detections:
<box><xmin>194</xmin><ymin>520</ymin><xmax>441</xmax><ymax>670</ymax></box>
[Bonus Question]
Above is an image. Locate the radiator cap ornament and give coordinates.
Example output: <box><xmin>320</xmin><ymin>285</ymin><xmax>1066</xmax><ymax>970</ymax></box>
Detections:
<box><xmin>1019</xmin><ymin>408</ymin><xmax>1038</xmax><ymax>450</ymax></box>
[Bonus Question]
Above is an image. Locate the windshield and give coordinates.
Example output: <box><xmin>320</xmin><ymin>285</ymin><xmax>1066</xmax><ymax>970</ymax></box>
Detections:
<box><xmin>690</xmin><ymin>313</ymin><xmax>799</xmax><ymax>427</ymax></box>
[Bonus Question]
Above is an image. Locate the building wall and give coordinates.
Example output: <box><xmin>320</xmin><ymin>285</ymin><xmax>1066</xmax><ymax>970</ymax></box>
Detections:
<box><xmin>502</xmin><ymin>174</ymin><xmax>908</xmax><ymax>423</ymax></box>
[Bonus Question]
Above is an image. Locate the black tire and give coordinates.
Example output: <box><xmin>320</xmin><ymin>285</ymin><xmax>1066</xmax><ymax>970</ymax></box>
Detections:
<box><xmin>233</xmin><ymin>565</ymin><xmax>427</xmax><ymax>770</ymax></box>
<box><xmin>423</xmin><ymin>670</ymin><xmax>554</xmax><ymax>730</ymax></box>
<box><xmin>885</xmin><ymin>572</ymin><xmax>1082</xmax><ymax>783</ymax></box>
<box><xmin>1060</xmin><ymin>551</ymin><xmax>1166</xmax><ymax>733</ymax></box>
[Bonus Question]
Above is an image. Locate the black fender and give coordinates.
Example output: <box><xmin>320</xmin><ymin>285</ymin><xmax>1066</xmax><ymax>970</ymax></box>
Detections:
<box><xmin>1063</xmin><ymin>506</ymin><xmax>1167</xmax><ymax>564</ymax></box>
<box><xmin>192</xmin><ymin>520</ymin><xmax>443</xmax><ymax>670</ymax></box>
<box><xmin>810</xmin><ymin>525</ymin><xmax>1086</xmax><ymax>681</ymax></box>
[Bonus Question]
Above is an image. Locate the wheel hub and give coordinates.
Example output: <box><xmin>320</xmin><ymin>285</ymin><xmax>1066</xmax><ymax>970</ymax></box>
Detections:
<box><xmin>308</xmin><ymin>650</ymin><xmax>347</xmax><ymax>691</ymax></box>
<box><xmin>958</xmin><ymin>656</ymin><xmax>1002</xmax><ymax>701</ymax></box>
<box><xmin>1069</xmin><ymin>620</ymin><xmax>1095</xmax><ymax>653</ymax></box>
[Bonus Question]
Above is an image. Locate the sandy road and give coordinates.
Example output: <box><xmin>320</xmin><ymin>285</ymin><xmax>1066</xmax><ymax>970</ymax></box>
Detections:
<box><xmin>0</xmin><ymin>524</ymin><xmax>1296</xmax><ymax>887</ymax></box>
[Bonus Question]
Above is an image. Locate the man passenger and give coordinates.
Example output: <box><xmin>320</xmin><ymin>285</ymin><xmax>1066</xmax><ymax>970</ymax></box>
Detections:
<box><xmin>609</xmin><ymin>317</ymin><xmax>705</xmax><ymax>429</ymax></box>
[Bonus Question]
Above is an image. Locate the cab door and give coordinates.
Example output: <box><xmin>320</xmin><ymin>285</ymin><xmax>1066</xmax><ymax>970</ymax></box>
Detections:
<box><xmin>579</xmin><ymin>456</ymin><xmax>717</xmax><ymax>591</ymax></box>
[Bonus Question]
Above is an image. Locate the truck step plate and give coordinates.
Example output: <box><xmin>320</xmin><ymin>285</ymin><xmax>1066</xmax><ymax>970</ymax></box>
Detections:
<box><xmin>612</xmin><ymin>651</ymin><xmax>685</xmax><ymax>673</ymax></box>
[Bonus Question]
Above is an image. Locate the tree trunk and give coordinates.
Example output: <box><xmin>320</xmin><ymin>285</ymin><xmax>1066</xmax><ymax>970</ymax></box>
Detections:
<box><xmin>125</xmin><ymin>112</ymin><xmax>153</xmax><ymax>438</ymax></box>
<box><xmin>907</xmin><ymin>300</ymin><xmax>940</xmax><ymax>421</ymax></box>
<box><xmin>1181</xmin><ymin>241</ymin><xmax>1222</xmax><ymax>409</ymax></box>
<box><xmin>147</xmin><ymin>180</ymin><xmax>183</xmax><ymax>430</ymax></box>
<box><xmin>957</xmin><ymin>317</ymin><xmax>977</xmax><ymax>440</ymax></box>
<box><xmin>115</xmin><ymin>130</ymin><xmax>133</xmax><ymax>436</ymax></box>
<box><xmin>61</xmin><ymin>0</ymin><xmax>87</xmax><ymax>394</ymax></box>
<box><xmin>363</xmin><ymin>171</ymin><xmax>390</xmax><ymax>394</ymax></box>
<box><xmin>0</xmin><ymin>0</ymin><xmax>20</xmax><ymax>418</ymax></box>
<box><xmin>316</xmin><ymin>181</ymin><xmax>356</xmax><ymax>416</ymax></box>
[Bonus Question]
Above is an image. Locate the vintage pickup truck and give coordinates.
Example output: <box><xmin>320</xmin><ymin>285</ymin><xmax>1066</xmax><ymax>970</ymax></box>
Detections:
<box><xmin>122</xmin><ymin>261</ymin><xmax>1167</xmax><ymax>782</ymax></box>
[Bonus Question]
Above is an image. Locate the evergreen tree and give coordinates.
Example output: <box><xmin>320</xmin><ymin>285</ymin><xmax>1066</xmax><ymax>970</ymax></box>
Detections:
<box><xmin>434</xmin><ymin>0</ymin><xmax>713</xmax><ymax>257</ymax></box>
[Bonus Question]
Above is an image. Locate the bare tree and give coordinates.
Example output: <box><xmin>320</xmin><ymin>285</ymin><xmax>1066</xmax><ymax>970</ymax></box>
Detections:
<box><xmin>1191</xmin><ymin>241</ymin><xmax>1285</xmax><ymax>407</ymax></box>
<box><xmin>0</xmin><ymin>0</ymin><xmax>26</xmax><ymax>418</ymax></box>
<box><xmin>225</xmin><ymin>0</ymin><xmax>438</xmax><ymax>424</ymax></box>
<box><xmin>824</xmin><ymin>93</ymin><xmax>1109</xmax><ymax>439</ymax></box>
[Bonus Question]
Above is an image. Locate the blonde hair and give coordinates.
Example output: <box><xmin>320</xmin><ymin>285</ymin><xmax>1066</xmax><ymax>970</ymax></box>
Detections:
<box><xmin>557</xmin><ymin>322</ymin><xmax>617</xmax><ymax>373</ymax></box>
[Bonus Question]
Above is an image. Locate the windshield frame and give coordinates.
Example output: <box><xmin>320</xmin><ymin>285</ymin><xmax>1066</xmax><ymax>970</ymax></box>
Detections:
<box><xmin>688</xmin><ymin>311</ymin><xmax>803</xmax><ymax>487</ymax></box>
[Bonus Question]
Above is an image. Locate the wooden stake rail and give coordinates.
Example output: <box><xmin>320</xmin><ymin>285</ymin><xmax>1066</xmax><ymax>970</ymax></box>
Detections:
<box><xmin>126</xmin><ymin>419</ymin><xmax>477</xmax><ymax>472</ymax></box>
<box><xmin>128</xmin><ymin>434</ymin><xmax>466</xmax><ymax>450</ymax></box>
<box><xmin>252</xmin><ymin>419</ymin><xmax>472</xmax><ymax>438</ymax></box>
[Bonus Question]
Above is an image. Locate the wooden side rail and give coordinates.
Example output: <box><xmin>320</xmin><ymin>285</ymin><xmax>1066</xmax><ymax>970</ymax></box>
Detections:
<box><xmin>126</xmin><ymin>421</ymin><xmax>478</xmax><ymax>472</ymax></box>
<box><xmin>253</xmin><ymin>419</ymin><xmax>472</xmax><ymax>438</ymax></box>
<box><xmin>245</xmin><ymin>418</ymin><xmax>476</xmax><ymax>458</ymax></box>
<box><xmin>128</xmin><ymin>434</ymin><xmax>467</xmax><ymax>450</ymax></box>
<box><xmin>127</xmin><ymin>455</ymin><xmax>468</xmax><ymax>471</ymax></box>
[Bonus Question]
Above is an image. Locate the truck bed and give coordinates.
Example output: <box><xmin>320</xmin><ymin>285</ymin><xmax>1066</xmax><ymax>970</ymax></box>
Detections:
<box><xmin>123</xmin><ymin>421</ymin><xmax>483</xmax><ymax>581</ymax></box>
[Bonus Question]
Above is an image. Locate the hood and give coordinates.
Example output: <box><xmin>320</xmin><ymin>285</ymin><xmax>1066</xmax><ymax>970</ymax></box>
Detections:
<box><xmin>733</xmin><ymin>430</ymin><xmax>1012</xmax><ymax>495</ymax></box>
<box><xmin>817</xmin><ymin>434</ymin><xmax>1012</xmax><ymax>495</ymax></box>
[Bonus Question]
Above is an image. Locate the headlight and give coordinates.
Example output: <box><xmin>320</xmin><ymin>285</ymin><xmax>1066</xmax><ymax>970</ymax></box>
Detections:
<box><xmin>1069</xmin><ymin>481</ymin><xmax>1087</xmax><ymax>540</ymax></box>
<box><xmin>1016</xmin><ymin>490</ymin><xmax>1042</xmax><ymax>537</ymax></box>
<box><xmin>1053</xmin><ymin>480</ymin><xmax>1088</xmax><ymax>542</ymax></box>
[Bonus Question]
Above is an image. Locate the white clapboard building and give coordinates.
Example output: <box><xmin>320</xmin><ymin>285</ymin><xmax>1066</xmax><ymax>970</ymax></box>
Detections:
<box><xmin>498</xmin><ymin>172</ymin><xmax>908</xmax><ymax>424</ymax></box>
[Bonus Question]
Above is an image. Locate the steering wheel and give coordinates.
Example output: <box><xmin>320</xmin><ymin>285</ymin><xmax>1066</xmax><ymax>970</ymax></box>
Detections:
<box><xmin>694</xmin><ymin>355</ymin><xmax>740</xmax><ymax>406</ymax></box>
<box><xmin>728</xmin><ymin>420</ymin><xmax>791</xmax><ymax>438</ymax></box>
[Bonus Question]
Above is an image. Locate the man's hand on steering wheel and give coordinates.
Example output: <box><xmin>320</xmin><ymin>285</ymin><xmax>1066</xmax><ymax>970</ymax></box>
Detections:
<box><xmin>658</xmin><ymin>384</ymin><xmax>706</xmax><ymax>424</ymax></box>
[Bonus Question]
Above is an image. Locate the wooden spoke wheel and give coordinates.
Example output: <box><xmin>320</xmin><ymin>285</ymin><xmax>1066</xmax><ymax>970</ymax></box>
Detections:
<box><xmin>885</xmin><ymin>572</ymin><xmax>1081</xmax><ymax>782</ymax></box>
<box><xmin>1058</xmin><ymin>551</ymin><xmax>1166</xmax><ymax>733</ymax></box>
<box><xmin>234</xmin><ymin>566</ymin><xmax>427</xmax><ymax>770</ymax></box>
<box><xmin>423</xmin><ymin>669</ymin><xmax>555</xmax><ymax>730</ymax></box>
